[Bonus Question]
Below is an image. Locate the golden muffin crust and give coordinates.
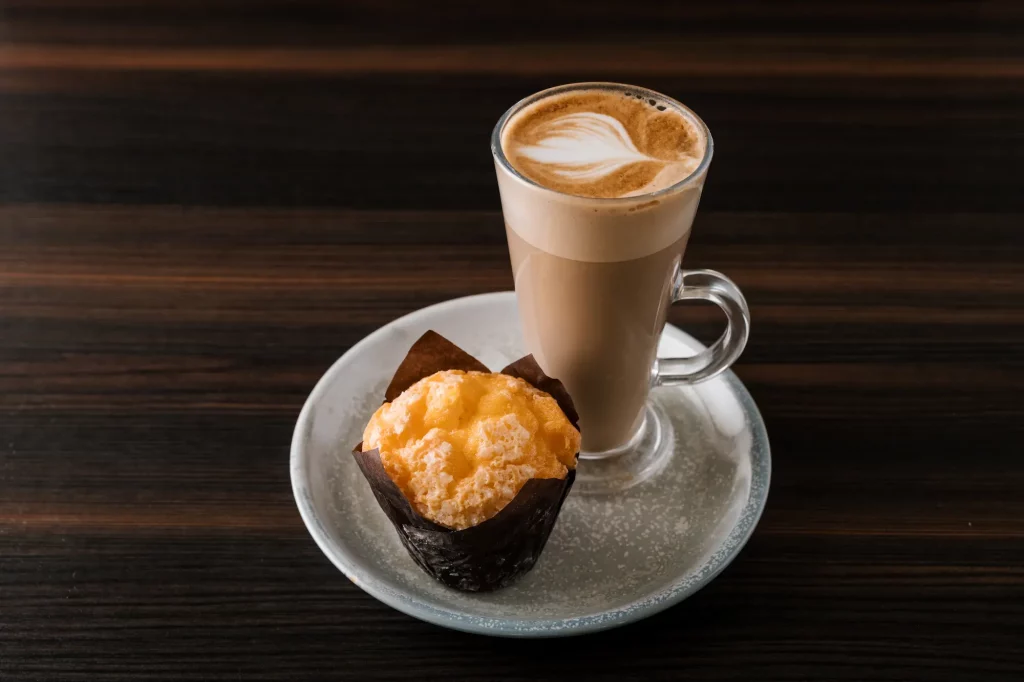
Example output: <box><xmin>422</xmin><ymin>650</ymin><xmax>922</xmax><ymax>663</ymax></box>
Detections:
<box><xmin>362</xmin><ymin>370</ymin><xmax>580</xmax><ymax>530</ymax></box>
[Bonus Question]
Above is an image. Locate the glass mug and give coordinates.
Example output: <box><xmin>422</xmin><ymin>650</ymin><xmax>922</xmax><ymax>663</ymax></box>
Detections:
<box><xmin>491</xmin><ymin>83</ymin><xmax>750</xmax><ymax>494</ymax></box>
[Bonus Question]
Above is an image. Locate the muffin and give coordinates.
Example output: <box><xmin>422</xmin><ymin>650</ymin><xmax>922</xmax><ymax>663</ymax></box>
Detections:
<box><xmin>352</xmin><ymin>331</ymin><xmax>580</xmax><ymax>591</ymax></box>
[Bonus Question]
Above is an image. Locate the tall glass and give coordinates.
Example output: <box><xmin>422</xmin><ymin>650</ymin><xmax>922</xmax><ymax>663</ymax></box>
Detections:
<box><xmin>492</xmin><ymin>83</ymin><xmax>750</xmax><ymax>493</ymax></box>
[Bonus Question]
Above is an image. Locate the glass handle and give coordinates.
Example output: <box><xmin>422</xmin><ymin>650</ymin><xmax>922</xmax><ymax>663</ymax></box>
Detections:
<box><xmin>652</xmin><ymin>268</ymin><xmax>750</xmax><ymax>387</ymax></box>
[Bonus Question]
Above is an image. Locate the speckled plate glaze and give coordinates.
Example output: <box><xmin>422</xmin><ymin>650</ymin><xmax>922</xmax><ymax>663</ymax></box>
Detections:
<box><xmin>291</xmin><ymin>292</ymin><xmax>770</xmax><ymax>637</ymax></box>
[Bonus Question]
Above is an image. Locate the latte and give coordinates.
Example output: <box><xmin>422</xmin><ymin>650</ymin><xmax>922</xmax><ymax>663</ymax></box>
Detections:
<box><xmin>494</xmin><ymin>84</ymin><xmax>711</xmax><ymax>452</ymax></box>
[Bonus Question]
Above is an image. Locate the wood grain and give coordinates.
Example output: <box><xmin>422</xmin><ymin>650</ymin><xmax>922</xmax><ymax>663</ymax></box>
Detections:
<box><xmin>2</xmin><ymin>1</ymin><xmax>1023</xmax><ymax>680</ymax></box>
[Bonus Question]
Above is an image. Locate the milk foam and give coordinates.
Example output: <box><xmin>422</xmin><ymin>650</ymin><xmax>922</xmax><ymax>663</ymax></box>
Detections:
<box><xmin>494</xmin><ymin>85</ymin><xmax>711</xmax><ymax>262</ymax></box>
<box><xmin>501</xmin><ymin>88</ymin><xmax>704</xmax><ymax>199</ymax></box>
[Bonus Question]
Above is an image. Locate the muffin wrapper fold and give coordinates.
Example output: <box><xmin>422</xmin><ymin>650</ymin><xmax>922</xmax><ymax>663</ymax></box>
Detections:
<box><xmin>352</xmin><ymin>330</ymin><xmax>579</xmax><ymax>592</ymax></box>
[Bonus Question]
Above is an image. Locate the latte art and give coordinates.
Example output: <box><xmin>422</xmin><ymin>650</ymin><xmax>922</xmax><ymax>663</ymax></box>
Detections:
<box><xmin>516</xmin><ymin>113</ymin><xmax>655</xmax><ymax>181</ymax></box>
<box><xmin>501</xmin><ymin>88</ymin><xmax>704</xmax><ymax>199</ymax></box>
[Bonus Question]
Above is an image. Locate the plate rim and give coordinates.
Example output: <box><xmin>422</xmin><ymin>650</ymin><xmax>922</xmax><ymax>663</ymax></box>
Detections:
<box><xmin>291</xmin><ymin>291</ymin><xmax>771</xmax><ymax>637</ymax></box>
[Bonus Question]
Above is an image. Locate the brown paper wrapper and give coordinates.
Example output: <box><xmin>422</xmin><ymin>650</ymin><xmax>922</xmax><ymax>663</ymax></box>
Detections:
<box><xmin>352</xmin><ymin>330</ymin><xmax>579</xmax><ymax>592</ymax></box>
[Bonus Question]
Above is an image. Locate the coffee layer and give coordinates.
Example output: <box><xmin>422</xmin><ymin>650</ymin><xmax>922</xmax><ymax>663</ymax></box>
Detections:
<box><xmin>501</xmin><ymin>89</ymin><xmax>704</xmax><ymax>199</ymax></box>
<box><xmin>507</xmin><ymin>227</ymin><xmax>689</xmax><ymax>450</ymax></box>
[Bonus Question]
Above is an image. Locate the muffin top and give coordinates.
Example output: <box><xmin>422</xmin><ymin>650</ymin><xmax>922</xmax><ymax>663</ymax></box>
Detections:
<box><xmin>362</xmin><ymin>370</ymin><xmax>580</xmax><ymax>530</ymax></box>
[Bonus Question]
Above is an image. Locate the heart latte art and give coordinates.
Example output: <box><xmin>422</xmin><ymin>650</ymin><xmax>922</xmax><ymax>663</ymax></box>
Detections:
<box><xmin>501</xmin><ymin>89</ymin><xmax>704</xmax><ymax>199</ymax></box>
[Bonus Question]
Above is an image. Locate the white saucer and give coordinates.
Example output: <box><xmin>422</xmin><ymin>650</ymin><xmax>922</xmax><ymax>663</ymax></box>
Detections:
<box><xmin>291</xmin><ymin>292</ymin><xmax>770</xmax><ymax>637</ymax></box>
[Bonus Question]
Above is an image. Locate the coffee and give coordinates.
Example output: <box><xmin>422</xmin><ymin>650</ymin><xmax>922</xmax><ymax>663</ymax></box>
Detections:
<box><xmin>494</xmin><ymin>85</ymin><xmax>710</xmax><ymax>453</ymax></box>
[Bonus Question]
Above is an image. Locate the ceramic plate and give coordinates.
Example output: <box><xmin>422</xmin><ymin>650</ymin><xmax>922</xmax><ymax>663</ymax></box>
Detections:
<box><xmin>291</xmin><ymin>292</ymin><xmax>770</xmax><ymax>637</ymax></box>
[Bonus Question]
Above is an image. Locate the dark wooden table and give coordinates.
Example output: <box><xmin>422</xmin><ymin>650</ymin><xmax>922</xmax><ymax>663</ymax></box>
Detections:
<box><xmin>2</xmin><ymin>2</ymin><xmax>1023</xmax><ymax>680</ymax></box>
